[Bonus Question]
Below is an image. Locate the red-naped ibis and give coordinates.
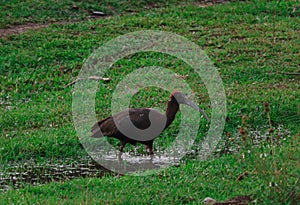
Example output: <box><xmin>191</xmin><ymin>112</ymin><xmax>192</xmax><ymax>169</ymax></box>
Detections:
<box><xmin>203</xmin><ymin>196</ymin><xmax>253</xmax><ymax>205</ymax></box>
<box><xmin>91</xmin><ymin>91</ymin><xmax>209</xmax><ymax>155</ymax></box>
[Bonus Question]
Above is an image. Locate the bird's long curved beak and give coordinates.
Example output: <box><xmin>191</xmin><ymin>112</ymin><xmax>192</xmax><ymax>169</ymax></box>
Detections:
<box><xmin>183</xmin><ymin>99</ymin><xmax>210</xmax><ymax>122</ymax></box>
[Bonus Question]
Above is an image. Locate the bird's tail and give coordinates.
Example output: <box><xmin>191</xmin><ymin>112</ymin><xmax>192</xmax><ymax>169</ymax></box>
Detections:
<box><xmin>90</xmin><ymin>122</ymin><xmax>104</xmax><ymax>138</ymax></box>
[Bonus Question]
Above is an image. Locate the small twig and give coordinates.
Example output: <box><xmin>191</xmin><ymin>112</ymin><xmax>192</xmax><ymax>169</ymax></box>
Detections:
<box><xmin>65</xmin><ymin>76</ymin><xmax>111</xmax><ymax>88</ymax></box>
<box><xmin>92</xmin><ymin>11</ymin><xmax>106</xmax><ymax>16</ymax></box>
<box><xmin>175</xmin><ymin>74</ymin><xmax>189</xmax><ymax>80</ymax></box>
<box><xmin>189</xmin><ymin>28</ymin><xmax>202</xmax><ymax>32</ymax></box>
<box><xmin>268</xmin><ymin>71</ymin><xmax>300</xmax><ymax>76</ymax></box>
<box><xmin>277</xmin><ymin>71</ymin><xmax>300</xmax><ymax>76</ymax></box>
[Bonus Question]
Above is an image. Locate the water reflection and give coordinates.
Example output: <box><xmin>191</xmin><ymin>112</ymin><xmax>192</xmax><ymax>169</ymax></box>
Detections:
<box><xmin>90</xmin><ymin>149</ymin><xmax>181</xmax><ymax>175</ymax></box>
<box><xmin>0</xmin><ymin>157</ymin><xmax>105</xmax><ymax>191</ymax></box>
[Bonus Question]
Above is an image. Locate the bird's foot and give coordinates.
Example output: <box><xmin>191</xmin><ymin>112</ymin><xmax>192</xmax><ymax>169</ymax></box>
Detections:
<box><xmin>118</xmin><ymin>151</ymin><xmax>123</xmax><ymax>162</ymax></box>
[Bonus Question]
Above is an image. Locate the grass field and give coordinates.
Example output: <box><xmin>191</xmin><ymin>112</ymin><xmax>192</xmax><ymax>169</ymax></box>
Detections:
<box><xmin>0</xmin><ymin>0</ymin><xmax>299</xmax><ymax>204</ymax></box>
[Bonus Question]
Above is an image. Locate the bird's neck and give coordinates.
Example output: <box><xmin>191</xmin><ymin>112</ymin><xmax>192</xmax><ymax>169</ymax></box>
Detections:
<box><xmin>165</xmin><ymin>100</ymin><xmax>179</xmax><ymax>129</ymax></box>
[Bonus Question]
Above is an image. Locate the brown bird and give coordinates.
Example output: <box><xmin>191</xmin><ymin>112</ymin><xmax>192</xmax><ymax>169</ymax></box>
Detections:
<box><xmin>91</xmin><ymin>91</ymin><xmax>209</xmax><ymax>155</ymax></box>
<box><xmin>203</xmin><ymin>196</ymin><xmax>253</xmax><ymax>205</ymax></box>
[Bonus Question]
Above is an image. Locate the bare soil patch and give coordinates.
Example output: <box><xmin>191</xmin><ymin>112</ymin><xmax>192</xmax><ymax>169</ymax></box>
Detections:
<box><xmin>0</xmin><ymin>21</ymin><xmax>73</xmax><ymax>38</ymax></box>
<box><xmin>0</xmin><ymin>1</ymin><xmax>236</xmax><ymax>38</ymax></box>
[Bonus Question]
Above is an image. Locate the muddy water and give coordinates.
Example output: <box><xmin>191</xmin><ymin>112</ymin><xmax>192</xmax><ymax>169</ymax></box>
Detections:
<box><xmin>1</xmin><ymin>126</ymin><xmax>291</xmax><ymax>190</ymax></box>
<box><xmin>0</xmin><ymin>156</ymin><xmax>107</xmax><ymax>191</ymax></box>
<box><xmin>0</xmin><ymin>152</ymin><xmax>181</xmax><ymax>190</ymax></box>
<box><xmin>0</xmin><ymin>150</ymin><xmax>184</xmax><ymax>190</ymax></box>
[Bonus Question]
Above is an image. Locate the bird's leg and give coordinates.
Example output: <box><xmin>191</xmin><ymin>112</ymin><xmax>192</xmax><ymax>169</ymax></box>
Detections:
<box><xmin>118</xmin><ymin>152</ymin><xmax>123</xmax><ymax>162</ymax></box>
<box><xmin>147</xmin><ymin>141</ymin><xmax>154</xmax><ymax>156</ymax></box>
<box><xmin>119</xmin><ymin>141</ymin><xmax>126</xmax><ymax>153</ymax></box>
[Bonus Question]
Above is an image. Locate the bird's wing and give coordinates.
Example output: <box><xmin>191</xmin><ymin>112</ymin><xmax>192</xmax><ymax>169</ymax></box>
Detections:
<box><xmin>91</xmin><ymin>108</ymin><xmax>165</xmax><ymax>138</ymax></box>
<box><xmin>216</xmin><ymin>196</ymin><xmax>252</xmax><ymax>205</ymax></box>
<box><xmin>91</xmin><ymin>116</ymin><xmax>118</xmax><ymax>137</ymax></box>
<box><xmin>117</xmin><ymin>108</ymin><xmax>165</xmax><ymax>130</ymax></box>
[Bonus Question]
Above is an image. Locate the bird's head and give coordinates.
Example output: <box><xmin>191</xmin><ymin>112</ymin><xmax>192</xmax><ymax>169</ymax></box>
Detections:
<box><xmin>203</xmin><ymin>197</ymin><xmax>216</xmax><ymax>205</ymax></box>
<box><xmin>171</xmin><ymin>91</ymin><xmax>210</xmax><ymax>122</ymax></box>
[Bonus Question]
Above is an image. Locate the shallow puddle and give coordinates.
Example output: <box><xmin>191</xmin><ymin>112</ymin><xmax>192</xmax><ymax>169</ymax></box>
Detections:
<box><xmin>0</xmin><ymin>156</ymin><xmax>106</xmax><ymax>191</ymax></box>
<box><xmin>1</xmin><ymin>125</ymin><xmax>291</xmax><ymax>190</ymax></box>
<box><xmin>90</xmin><ymin>151</ymin><xmax>182</xmax><ymax>175</ymax></box>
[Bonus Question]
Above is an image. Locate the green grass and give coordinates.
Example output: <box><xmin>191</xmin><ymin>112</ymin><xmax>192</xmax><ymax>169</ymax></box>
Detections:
<box><xmin>0</xmin><ymin>0</ymin><xmax>299</xmax><ymax>204</ymax></box>
<box><xmin>0</xmin><ymin>0</ymin><xmax>195</xmax><ymax>28</ymax></box>
<box><xmin>1</xmin><ymin>140</ymin><xmax>299</xmax><ymax>204</ymax></box>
